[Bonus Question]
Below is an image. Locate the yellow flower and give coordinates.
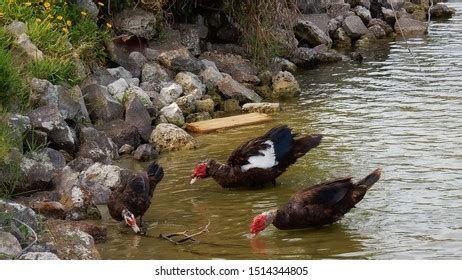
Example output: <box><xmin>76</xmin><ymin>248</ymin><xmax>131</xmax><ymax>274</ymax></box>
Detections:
<box><xmin>57</xmin><ymin>15</ymin><xmax>63</xmax><ymax>20</ymax></box>
<box><xmin>0</xmin><ymin>12</ymin><xmax>3</xmax><ymax>18</ymax></box>
<box><xmin>106</xmin><ymin>23</ymin><xmax>112</xmax><ymax>29</ymax></box>
<box><xmin>97</xmin><ymin>2</ymin><xmax>104</xmax><ymax>7</ymax></box>
<box><xmin>36</xmin><ymin>18</ymin><xmax>42</xmax><ymax>23</ymax></box>
<box><xmin>80</xmin><ymin>11</ymin><xmax>87</xmax><ymax>16</ymax></box>
<box><xmin>62</xmin><ymin>27</ymin><xmax>69</xmax><ymax>34</ymax></box>
<box><xmin>25</xmin><ymin>2</ymin><xmax>32</xmax><ymax>6</ymax></box>
<box><xmin>44</xmin><ymin>2</ymin><xmax>50</xmax><ymax>9</ymax></box>
<box><xmin>66</xmin><ymin>20</ymin><xmax>72</xmax><ymax>27</ymax></box>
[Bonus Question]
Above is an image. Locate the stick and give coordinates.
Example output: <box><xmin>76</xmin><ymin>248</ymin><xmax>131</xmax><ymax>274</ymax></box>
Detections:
<box><xmin>159</xmin><ymin>220</ymin><xmax>211</xmax><ymax>245</ymax></box>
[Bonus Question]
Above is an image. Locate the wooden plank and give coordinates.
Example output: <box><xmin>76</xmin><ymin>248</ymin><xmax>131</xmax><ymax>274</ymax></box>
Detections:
<box><xmin>185</xmin><ymin>113</ymin><xmax>272</xmax><ymax>134</ymax></box>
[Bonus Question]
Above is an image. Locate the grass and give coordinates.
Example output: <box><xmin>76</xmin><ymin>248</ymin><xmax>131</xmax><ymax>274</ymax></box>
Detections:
<box><xmin>0</xmin><ymin>46</ymin><xmax>27</xmax><ymax>109</ymax></box>
<box><xmin>27</xmin><ymin>56</ymin><xmax>76</xmax><ymax>85</ymax></box>
<box><xmin>0</xmin><ymin>115</ymin><xmax>23</xmax><ymax>199</ymax></box>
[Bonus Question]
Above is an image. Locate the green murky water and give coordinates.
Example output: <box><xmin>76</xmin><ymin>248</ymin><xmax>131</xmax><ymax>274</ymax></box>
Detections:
<box><xmin>97</xmin><ymin>2</ymin><xmax>462</xmax><ymax>259</ymax></box>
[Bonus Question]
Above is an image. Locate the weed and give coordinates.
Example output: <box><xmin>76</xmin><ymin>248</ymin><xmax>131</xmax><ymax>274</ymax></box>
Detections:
<box><xmin>27</xmin><ymin>56</ymin><xmax>77</xmax><ymax>86</ymax></box>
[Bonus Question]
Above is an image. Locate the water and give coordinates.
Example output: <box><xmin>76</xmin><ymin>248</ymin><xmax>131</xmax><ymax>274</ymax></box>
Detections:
<box><xmin>97</xmin><ymin>3</ymin><xmax>462</xmax><ymax>259</ymax></box>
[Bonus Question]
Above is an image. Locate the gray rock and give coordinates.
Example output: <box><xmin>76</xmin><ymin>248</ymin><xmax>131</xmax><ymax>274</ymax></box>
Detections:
<box><xmin>176</xmin><ymin>23</ymin><xmax>207</xmax><ymax>56</ymax></box>
<box><xmin>328</xmin><ymin>16</ymin><xmax>344</xmax><ymax>37</ymax></box>
<box><xmin>140</xmin><ymin>63</ymin><xmax>172</xmax><ymax>92</ymax></box>
<box><xmin>27</xmin><ymin>105</ymin><xmax>75</xmax><ymax>152</ymax></box>
<box><xmin>95</xmin><ymin>120</ymin><xmax>141</xmax><ymax>149</ymax></box>
<box><xmin>346</xmin><ymin>0</ymin><xmax>371</xmax><ymax>9</ymax></box>
<box><xmin>353</xmin><ymin>5</ymin><xmax>372</xmax><ymax>24</ymax></box>
<box><xmin>125</xmin><ymin>77</ymin><xmax>140</xmax><ymax>87</ymax></box>
<box><xmin>0</xmin><ymin>232</ymin><xmax>21</xmax><ymax>259</ymax></box>
<box><xmin>0</xmin><ymin>200</ymin><xmax>41</xmax><ymax>245</ymax></box>
<box><xmin>269</xmin><ymin>58</ymin><xmax>297</xmax><ymax>74</ymax></box>
<box><xmin>144</xmin><ymin>48</ymin><xmax>160</xmax><ymax>61</ymax></box>
<box><xmin>76</xmin><ymin>126</ymin><xmax>119</xmax><ymax>163</ymax></box>
<box><xmin>159</xmin><ymin>82</ymin><xmax>183</xmax><ymax>104</ymax></box>
<box><xmin>294</xmin><ymin>19</ymin><xmax>332</xmax><ymax>48</ymax></box>
<box><xmin>194</xmin><ymin>99</ymin><xmax>215</xmax><ymax>113</ymax></box>
<box><xmin>175</xmin><ymin>72</ymin><xmax>205</xmax><ymax>97</ymax></box>
<box><xmin>16</xmin><ymin>33</ymin><xmax>44</xmax><ymax>61</ymax></box>
<box><xmin>118</xmin><ymin>144</ymin><xmax>134</xmax><ymax>155</ymax></box>
<box><xmin>185</xmin><ymin>112</ymin><xmax>212</xmax><ymax>123</ymax></box>
<box><xmin>290</xmin><ymin>47</ymin><xmax>317</xmax><ymax>66</ymax></box>
<box><xmin>122</xmin><ymin>86</ymin><xmax>153</xmax><ymax>107</ymax></box>
<box><xmin>394</xmin><ymin>17</ymin><xmax>427</xmax><ymax>36</ymax></box>
<box><xmin>368</xmin><ymin>18</ymin><xmax>393</xmax><ymax>35</ymax></box>
<box><xmin>175</xmin><ymin>95</ymin><xmax>197</xmax><ymax>115</ymax></box>
<box><xmin>272</xmin><ymin>28</ymin><xmax>299</xmax><ymax>58</ymax></box>
<box><xmin>217</xmin><ymin>75</ymin><xmax>262</xmax><ymax>103</ymax></box>
<box><xmin>133</xmin><ymin>144</ymin><xmax>158</xmax><ymax>161</ymax></box>
<box><xmin>113</xmin><ymin>8</ymin><xmax>157</xmax><ymax>40</ymax></box>
<box><xmin>81</xmin><ymin>163</ymin><xmax>126</xmax><ymax>204</ymax></box>
<box><xmin>242</xmin><ymin>103</ymin><xmax>281</xmax><ymax>114</ymax></box>
<box><xmin>221</xmin><ymin>99</ymin><xmax>241</xmax><ymax>112</ymax></box>
<box><xmin>272</xmin><ymin>71</ymin><xmax>301</xmax><ymax>98</ymax></box>
<box><xmin>19</xmin><ymin>252</ymin><xmax>60</xmax><ymax>260</ymax></box>
<box><xmin>382</xmin><ymin>8</ymin><xmax>396</xmax><ymax>27</ymax></box>
<box><xmin>159</xmin><ymin>103</ymin><xmax>185</xmax><ymax>127</ymax></box>
<box><xmin>368</xmin><ymin>25</ymin><xmax>386</xmax><ymax>38</ymax></box>
<box><xmin>327</xmin><ymin>3</ymin><xmax>352</xmax><ymax>18</ymax></box>
<box><xmin>7</xmin><ymin>113</ymin><xmax>31</xmax><ymax>138</ymax></box>
<box><xmin>199</xmin><ymin>61</ymin><xmax>224</xmax><ymax>88</ymax></box>
<box><xmin>28</xmin><ymin>78</ymin><xmax>58</xmax><ymax>108</ymax></box>
<box><xmin>342</xmin><ymin>15</ymin><xmax>369</xmax><ymax>38</ymax></box>
<box><xmin>107</xmin><ymin>66</ymin><xmax>132</xmax><ymax>80</ymax></box>
<box><xmin>430</xmin><ymin>4</ymin><xmax>456</xmax><ymax>19</ymax></box>
<box><xmin>75</xmin><ymin>0</ymin><xmax>99</xmax><ymax>18</ymax></box>
<box><xmin>127</xmin><ymin>51</ymin><xmax>147</xmax><ymax>77</ymax></box>
<box><xmin>314</xmin><ymin>45</ymin><xmax>343</xmax><ymax>63</ymax></box>
<box><xmin>82</xmin><ymin>84</ymin><xmax>124</xmax><ymax>122</ymax></box>
<box><xmin>107</xmin><ymin>78</ymin><xmax>129</xmax><ymax>98</ymax></box>
<box><xmin>6</xmin><ymin>20</ymin><xmax>27</xmax><ymax>36</ymax></box>
<box><xmin>57</xmin><ymin>85</ymin><xmax>90</xmax><ymax>123</ymax></box>
<box><xmin>200</xmin><ymin>52</ymin><xmax>260</xmax><ymax>84</ymax></box>
<box><xmin>149</xmin><ymin>124</ymin><xmax>198</xmax><ymax>151</ymax></box>
<box><xmin>125</xmin><ymin>93</ymin><xmax>152</xmax><ymax>142</ymax></box>
<box><xmin>299</xmin><ymin>14</ymin><xmax>331</xmax><ymax>34</ymax></box>
<box><xmin>104</xmin><ymin>36</ymin><xmax>148</xmax><ymax>77</ymax></box>
<box><xmin>216</xmin><ymin>22</ymin><xmax>241</xmax><ymax>43</ymax></box>
<box><xmin>333</xmin><ymin>27</ymin><xmax>352</xmax><ymax>49</ymax></box>
<box><xmin>158</xmin><ymin>48</ymin><xmax>201</xmax><ymax>73</ymax></box>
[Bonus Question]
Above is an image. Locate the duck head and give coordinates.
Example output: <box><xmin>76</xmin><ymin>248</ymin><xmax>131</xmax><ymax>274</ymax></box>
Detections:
<box><xmin>190</xmin><ymin>161</ymin><xmax>209</xmax><ymax>184</ymax></box>
<box><xmin>122</xmin><ymin>209</ymin><xmax>140</xmax><ymax>233</ymax></box>
<box><xmin>250</xmin><ymin>210</ymin><xmax>277</xmax><ymax>236</ymax></box>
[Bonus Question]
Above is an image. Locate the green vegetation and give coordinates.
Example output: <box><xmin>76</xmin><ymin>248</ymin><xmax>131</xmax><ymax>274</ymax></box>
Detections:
<box><xmin>0</xmin><ymin>116</ymin><xmax>22</xmax><ymax>198</ymax></box>
<box><xmin>27</xmin><ymin>56</ymin><xmax>76</xmax><ymax>85</ymax></box>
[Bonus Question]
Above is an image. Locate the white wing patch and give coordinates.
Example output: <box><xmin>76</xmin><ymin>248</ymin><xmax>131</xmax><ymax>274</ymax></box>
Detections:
<box><xmin>241</xmin><ymin>140</ymin><xmax>278</xmax><ymax>172</ymax></box>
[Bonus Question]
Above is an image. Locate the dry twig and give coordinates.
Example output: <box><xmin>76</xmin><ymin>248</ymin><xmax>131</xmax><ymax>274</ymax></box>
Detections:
<box><xmin>159</xmin><ymin>220</ymin><xmax>210</xmax><ymax>245</ymax></box>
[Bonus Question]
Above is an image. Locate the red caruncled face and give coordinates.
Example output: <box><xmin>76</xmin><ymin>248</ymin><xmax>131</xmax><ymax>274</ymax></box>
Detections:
<box><xmin>190</xmin><ymin>162</ymin><xmax>208</xmax><ymax>184</ymax></box>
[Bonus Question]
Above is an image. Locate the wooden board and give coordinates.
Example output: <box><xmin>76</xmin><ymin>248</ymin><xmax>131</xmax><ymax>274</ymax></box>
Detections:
<box><xmin>185</xmin><ymin>113</ymin><xmax>272</xmax><ymax>134</ymax></box>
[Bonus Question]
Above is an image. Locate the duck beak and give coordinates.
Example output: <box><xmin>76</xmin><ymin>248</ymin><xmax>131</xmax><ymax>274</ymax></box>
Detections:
<box><xmin>190</xmin><ymin>177</ymin><xmax>198</xmax><ymax>185</ymax></box>
<box><xmin>130</xmin><ymin>223</ymin><xmax>141</xmax><ymax>234</ymax></box>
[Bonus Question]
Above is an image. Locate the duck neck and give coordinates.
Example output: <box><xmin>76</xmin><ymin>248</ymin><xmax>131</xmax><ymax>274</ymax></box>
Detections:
<box><xmin>207</xmin><ymin>159</ymin><xmax>232</xmax><ymax>178</ymax></box>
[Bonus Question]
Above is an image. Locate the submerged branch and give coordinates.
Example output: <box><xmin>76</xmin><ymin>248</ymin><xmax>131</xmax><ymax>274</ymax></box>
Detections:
<box><xmin>159</xmin><ymin>220</ymin><xmax>211</xmax><ymax>245</ymax></box>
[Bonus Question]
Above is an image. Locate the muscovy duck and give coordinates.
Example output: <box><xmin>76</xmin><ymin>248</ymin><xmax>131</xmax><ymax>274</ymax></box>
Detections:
<box><xmin>190</xmin><ymin>125</ymin><xmax>322</xmax><ymax>188</ymax></box>
<box><xmin>108</xmin><ymin>162</ymin><xmax>164</xmax><ymax>233</ymax></box>
<box><xmin>250</xmin><ymin>168</ymin><xmax>382</xmax><ymax>235</ymax></box>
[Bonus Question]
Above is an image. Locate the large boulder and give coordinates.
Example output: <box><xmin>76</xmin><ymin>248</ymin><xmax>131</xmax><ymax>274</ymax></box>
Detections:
<box><xmin>272</xmin><ymin>28</ymin><xmax>299</xmax><ymax>58</ymax></box>
<box><xmin>27</xmin><ymin>105</ymin><xmax>76</xmax><ymax>152</ymax></box>
<box><xmin>107</xmin><ymin>78</ymin><xmax>129</xmax><ymax>98</ymax></box>
<box><xmin>140</xmin><ymin>63</ymin><xmax>172</xmax><ymax>92</ymax></box>
<box><xmin>299</xmin><ymin>14</ymin><xmax>331</xmax><ymax>34</ymax></box>
<box><xmin>200</xmin><ymin>52</ymin><xmax>260</xmax><ymax>84</ymax></box>
<box><xmin>216</xmin><ymin>75</ymin><xmax>263</xmax><ymax>103</ymax></box>
<box><xmin>271</xmin><ymin>71</ymin><xmax>301</xmax><ymax>98</ymax></box>
<box><xmin>368</xmin><ymin>18</ymin><xmax>394</xmax><ymax>35</ymax></box>
<box><xmin>81</xmin><ymin>162</ymin><xmax>127</xmax><ymax>204</ymax></box>
<box><xmin>342</xmin><ymin>15</ymin><xmax>369</xmax><ymax>38</ymax></box>
<box><xmin>95</xmin><ymin>120</ymin><xmax>141</xmax><ymax>149</ymax></box>
<box><xmin>353</xmin><ymin>5</ymin><xmax>372</xmax><ymax>24</ymax></box>
<box><xmin>327</xmin><ymin>2</ymin><xmax>352</xmax><ymax>18</ymax></box>
<box><xmin>76</xmin><ymin>126</ymin><xmax>119</xmax><ymax>163</ymax></box>
<box><xmin>430</xmin><ymin>4</ymin><xmax>455</xmax><ymax>19</ymax></box>
<box><xmin>149</xmin><ymin>124</ymin><xmax>198</xmax><ymax>151</ymax></box>
<box><xmin>394</xmin><ymin>17</ymin><xmax>427</xmax><ymax>36</ymax></box>
<box><xmin>56</xmin><ymin>85</ymin><xmax>90</xmax><ymax>123</ymax></box>
<box><xmin>133</xmin><ymin>144</ymin><xmax>158</xmax><ymax>162</ymax></box>
<box><xmin>113</xmin><ymin>8</ymin><xmax>157</xmax><ymax>40</ymax></box>
<box><xmin>290</xmin><ymin>47</ymin><xmax>317</xmax><ymax>66</ymax></box>
<box><xmin>175</xmin><ymin>72</ymin><xmax>205</xmax><ymax>97</ymax></box>
<box><xmin>158</xmin><ymin>48</ymin><xmax>202</xmax><ymax>73</ymax></box>
<box><xmin>82</xmin><ymin>84</ymin><xmax>124</xmax><ymax>122</ymax></box>
<box><xmin>28</xmin><ymin>78</ymin><xmax>58</xmax><ymax>108</ymax></box>
<box><xmin>0</xmin><ymin>232</ymin><xmax>21</xmax><ymax>259</ymax></box>
<box><xmin>125</xmin><ymin>94</ymin><xmax>152</xmax><ymax>142</ymax></box>
<box><xmin>333</xmin><ymin>27</ymin><xmax>352</xmax><ymax>49</ymax></box>
<box><xmin>199</xmin><ymin>60</ymin><xmax>224</xmax><ymax>88</ymax></box>
<box><xmin>159</xmin><ymin>103</ymin><xmax>185</xmax><ymax>127</ymax></box>
<box><xmin>159</xmin><ymin>82</ymin><xmax>183</xmax><ymax>104</ymax></box>
<box><xmin>368</xmin><ymin>25</ymin><xmax>386</xmax><ymax>38</ymax></box>
<box><xmin>294</xmin><ymin>19</ymin><xmax>332</xmax><ymax>48</ymax></box>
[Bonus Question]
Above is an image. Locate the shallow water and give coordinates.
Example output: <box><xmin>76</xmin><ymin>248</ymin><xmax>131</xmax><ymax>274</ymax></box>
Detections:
<box><xmin>97</xmin><ymin>2</ymin><xmax>462</xmax><ymax>259</ymax></box>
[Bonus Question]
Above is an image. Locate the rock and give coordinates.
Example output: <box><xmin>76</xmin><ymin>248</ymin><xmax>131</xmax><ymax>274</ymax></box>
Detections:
<box><xmin>430</xmin><ymin>4</ymin><xmax>455</xmax><ymax>19</ymax></box>
<box><xmin>140</xmin><ymin>63</ymin><xmax>172</xmax><ymax>92</ymax></box>
<box><xmin>19</xmin><ymin>252</ymin><xmax>60</xmax><ymax>260</ymax></box>
<box><xmin>216</xmin><ymin>22</ymin><xmax>241</xmax><ymax>43</ymax></box>
<box><xmin>175</xmin><ymin>95</ymin><xmax>196</xmax><ymax>115</ymax></box>
<box><xmin>118</xmin><ymin>144</ymin><xmax>134</xmax><ymax>155</ymax></box>
<box><xmin>149</xmin><ymin>124</ymin><xmax>198</xmax><ymax>151</ymax></box>
<box><xmin>333</xmin><ymin>27</ymin><xmax>352</xmax><ymax>49</ymax></box>
<box><xmin>107</xmin><ymin>78</ymin><xmax>129</xmax><ymax>98</ymax></box>
<box><xmin>346</xmin><ymin>0</ymin><xmax>371</xmax><ymax>9</ymax></box>
<box><xmin>133</xmin><ymin>144</ymin><xmax>158</xmax><ymax>161</ymax></box>
<box><xmin>127</xmin><ymin>51</ymin><xmax>147</xmax><ymax>77</ymax></box>
<box><xmin>327</xmin><ymin>3</ymin><xmax>352</xmax><ymax>18</ymax></box>
<box><xmin>353</xmin><ymin>5</ymin><xmax>372</xmax><ymax>24</ymax></box>
<box><xmin>126</xmin><ymin>78</ymin><xmax>140</xmax><ymax>87</ymax></box>
<box><xmin>122</xmin><ymin>86</ymin><xmax>153</xmax><ymax>107</ymax></box>
<box><xmin>52</xmin><ymin>220</ymin><xmax>107</xmax><ymax>243</ymax></box>
<box><xmin>272</xmin><ymin>28</ymin><xmax>299</xmax><ymax>58</ymax></box>
<box><xmin>59</xmin><ymin>184</ymin><xmax>101</xmax><ymax>220</ymax></box>
<box><xmin>0</xmin><ymin>200</ymin><xmax>41</xmax><ymax>245</ymax></box>
<box><xmin>6</xmin><ymin>20</ymin><xmax>27</xmax><ymax>36</ymax></box>
<box><xmin>355</xmin><ymin>33</ymin><xmax>377</xmax><ymax>48</ymax></box>
<box><xmin>255</xmin><ymin>85</ymin><xmax>274</xmax><ymax>100</ymax></box>
<box><xmin>158</xmin><ymin>48</ymin><xmax>201</xmax><ymax>73</ymax></box>
<box><xmin>105</xmin><ymin>36</ymin><xmax>149</xmax><ymax>78</ymax></box>
<box><xmin>159</xmin><ymin>103</ymin><xmax>185</xmax><ymax>127</ymax></box>
<box><xmin>342</xmin><ymin>15</ymin><xmax>369</xmax><ymax>38</ymax></box>
<box><xmin>394</xmin><ymin>17</ymin><xmax>427</xmax><ymax>36</ymax></box>
<box><xmin>82</xmin><ymin>84</ymin><xmax>124</xmax><ymax>122</ymax></box>
<box><xmin>75</xmin><ymin>0</ymin><xmax>99</xmax><ymax>18</ymax></box>
<box><xmin>297</xmin><ymin>0</ymin><xmax>331</xmax><ymax>13</ymax></box>
<box><xmin>0</xmin><ymin>232</ymin><xmax>21</xmax><ymax>259</ymax></box>
<box><xmin>16</xmin><ymin>33</ymin><xmax>44</xmax><ymax>61</ymax></box>
<box><xmin>269</xmin><ymin>57</ymin><xmax>297</xmax><ymax>73</ymax></box>
<box><xmin>194</xmin><ymin>99</ymin><xmax>215</xmax><ymax>113</ymax></box>
<box><xmin>382</xmin><ymin>7</ymin><xmax>396</xmax><ymax>27</ymax></box>
<box><xmin>125</xmin><ymin>94</ymin><xmax>152</xmax><ymax>142</ymax></box>
<box><xmin>328</xmin><ymin>16</ymin><xmax>344</xmax><ymax>37</ymax></box>
<box><xmin>29</xmin><ymin>201</ymin><xmax>66</xmax><ymax>220</ymax></box>
<box><xmin>176</xmin><ymin>23</ymin><xmax>207</xmax><ymax>56</ymax></box>
<box><xmin>299</xmin><ymin>14</ymin><xmax>331</xmax><ymax>34</ymax></box>
<box><xmin>368</xmin><ymin>18</ymin><xmax>394</xmax><ymax>35</ymax></box>
<box><xmin>95</xmin><ymin>120</ymin><xmax>141</xmax><ymax>149</ymax></box>
<box><xmin>81</xmin><ymin>162</ymin><xmax>126</xmax><ymax>204</ymax></box>
<box><xmin>200</xmin><ymin>52</ymin><xmax>260</xmax><ymax>84</ymax></box>
<box><xmin>159</xmin><ymin>82</ymin><xmax>183</xmax><ymax>104</ymax></box>
<box><xmin>76</xmin><ymin>126</ymin><xmax>119</xmax><ymax>163</ymax></box>
<box><xmin>199</xmin><ymin>61</ymin><xmax>224</xmax><ymax>88</ymax></box>
<box><xmin>272</xmin><ymin>71</ymin><xmax>300</xmax><ymax>98</ymax></box>
<box><xmin>28</xmin><ymin>78</ymin><xmax>58</xmax><ymax>108</ymax></box>
<box><xmin>113</xmin><ymin>8</ymin><xmax>157</xmax><ymax>40</ymax></box>
<box><xmin>216</xmin><ymin>75</ymin><xmax>263</xmax><ymax>103</ymax></box>
<box><xmin>242</xmin><ymin>102</ymin><xmax>281</xmax><ymax>114</ymax></box>
<box><xmin>56</xmin><ymin>85</ymin><xmax>90</xmax><ymax>123</ymax></box>
<box><xmin>27</xmin><ymin>105</ymin><xmax>75</xmax><ymax>152</ymax></box>
<box><xmin>175</xmin><ymin>72</ymin><xmax>205</xmax><ymax>97</ymax></box>
<box><xmin>212</xmin><ymin>111</ymin><xmax>227</xmax><ymax>118</ymax></box>
<box><xmin>107</xmin><ymin>66</ymin><xmax>132</xmax><ymax>80</ymax></box>
<box><xmin>221</xmin><ymin>99</ymin><xmax>241</xmax><ymax>112</ymax></box>
<box><xmin>294</xmin><ymin>19</ymin><xmax>332</xmax><ymax>48</ymax></box>
<box><xmin>368</xmin><ymin>24</ymin><xmax>386</xmax><ymax>38</ymax></box>
<box><xmin>314</xmin><ymin>45</ymin><xmax>343</xmax><ymax>63</ymax></box>
<box><xmin>185</xmin><ymin>112</ymin><xmax>212</xmax><ymax>123</ymax></box>
<box><xmin>46</xmin><ymin>220</ymin><xmax>100</xmax><ymax>259</ymax></box>
<box><xmin>290</xmin><ymin>47</ymin><xmax>317</xmax><ymax>66</ymax></box>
